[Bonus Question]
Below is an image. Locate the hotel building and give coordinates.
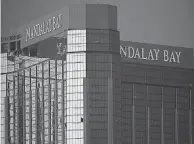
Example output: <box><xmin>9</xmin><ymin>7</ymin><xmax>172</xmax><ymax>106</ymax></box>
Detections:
<box><xmin>1</xmin><ymin>4</ymin><xmax>194</xmax><ymax>144</ymax></box>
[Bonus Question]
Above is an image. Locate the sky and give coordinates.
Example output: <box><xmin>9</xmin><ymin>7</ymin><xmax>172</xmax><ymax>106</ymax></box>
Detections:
<box><xmin>1</xmin><ymin>0</ymin><xmax>194</xmax><ymax>48</ymax></box>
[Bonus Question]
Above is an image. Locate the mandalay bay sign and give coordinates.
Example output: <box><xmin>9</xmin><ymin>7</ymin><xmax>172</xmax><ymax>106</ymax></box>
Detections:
<box><xmin>120</xmin><ymin>45</ymin><xmax>182</xmax><ymax>63</ymax></box>
<box><xmin>25</xmin><ymin>14</ymin><xmax>63</xmax><ymax>42</ymax></box>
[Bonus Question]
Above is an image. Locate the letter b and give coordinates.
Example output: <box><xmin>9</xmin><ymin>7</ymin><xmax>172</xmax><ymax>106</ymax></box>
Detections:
<box><xmin>163</xmin><ymin>50</ymin><xmax>169</xmax><ymax>62</ymax></box>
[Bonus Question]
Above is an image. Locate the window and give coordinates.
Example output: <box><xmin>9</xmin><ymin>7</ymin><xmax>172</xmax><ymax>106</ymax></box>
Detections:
<box><xmin>17</xmin><ymin>40</ymin><xmax>21</xmax><ymax>50</ymax></box>
<box><xmin>1</xmin><ymin>43</ymin><xmax>9</xmax><ymax>53</ymax></box>
<box><xmin>23</xmin><ymin>47</ymin><xmax>29</xmax><ymax>56</ymax></box>
<box><xmin>10</xmin><ymin>41</ymin><xmax>16</xmax><ymax>51</ymax></box>
<box><xmin>29</xmin><ymin>46</ymin><xmax>37</xmax><ymax>57</ymax></box>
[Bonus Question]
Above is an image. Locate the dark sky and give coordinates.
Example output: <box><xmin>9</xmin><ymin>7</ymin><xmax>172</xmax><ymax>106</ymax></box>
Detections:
<box><xmin>1</xmin><ymin>0</ymin><xmax>194</xmax><ymax>48</ymax></box>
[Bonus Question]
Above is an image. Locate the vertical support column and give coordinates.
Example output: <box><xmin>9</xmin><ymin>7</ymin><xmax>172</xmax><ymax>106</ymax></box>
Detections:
<box><xmin>4</xmin><ymin>96</ymin><xmax>9</xmax><ymax>144</ymax></box>
<box><xmin>83</xmin><ymin>78</ymin><xmax>91</xmax><ymax>144</ymax></box>
<box><xmin>29</xmin><ymin>68</ymin><xmax>32</xmax><ymax>144</ymax></box>
<box><xmin>65</xmin><ymin>57</ymin><xmax>67</xmax><ymax>144</ymax></box>
<box><xmin>23</xmin><ymin>70</ymin><xmax>26</xmax><ymax>144</ymax></box>
<box><xmin>5</xmin><ymin>75</ymin><xmax>9</xmax><ymax>144</ymax></box>
<box><xmin>35</xmin><ymin>87</ymin><xmax>41</xmax><ymax>144</ymax></box>
<box><xmin>108</xmin><ymin>78</ymin><xmax>113</xmax><ymax>144</ymax></box>
<box><xmin>35</xmin><ymin>67</ymin><xmax>38</xmax><ymax>144</ymax></box>
<box><xmin>132</xmin><ymin>84</ymin><xmax>135</xmax><ymax>144</ymax></box>
<box><xmin>13</xmin><ymin>76</ymin><xmax>16</xmax><ymax>143</ymax></box>
<box><xmin>41</xmin><ymin>62</ymin><xmax>45</xmax><ymax>144</ymax></box>
<box><xmin>36</xmin><ymin>66</ymin><xmax>38</xmax><ymax>88</ymax></box>
<box><xmin>48</xmin><ymin>61</ymin><xmax>51</xmax><ymax>144</ymax></box>
<box><xmin>161</xmin><ymin>86</ymin><xmax>164</xmax><ymax>144</ymax></box>
<box><xmin>175</xmin><ymin>88</ymin><xmax>179</xmax><ymax>144</ymax></box>
<box><xmin>54</xmin><ymin>59</ymin><xmax>58</xmax><ymax>144</ymax></box>
<box><xmin>35</xmin><ymin>66</ymin><xmax>41</xmax><ymax>144</ymax></box>
<box><xmin>146</xmin><ymin>85</ymin><xmax>150</xmax><ymax>144</ymax></box>
<box><xmin>48</xmin><ymin>84</ymin><xmax>51</xmax><ymax>144</ymax></box>
<box><xmin>52</xmin><ymin>101</ymin><xmax>55</xmax><ymax>143</ymax></box>
<box><xmin>189</xmin><ymin>87</ymin><xmax>192</xmax><ymax>144</ymax></box>
<box><xmin>61</xmin><ymin>55</ymin><xmax>65</xmax><ymax>144</ymax></box>
<box><xmin>147</xmin><ymin>107</ymin><xmax>150</xmax><ymax>144</ymax></box>
<box><xmin>35</xmin><ymin>88</ymin><xmax>38</xmax><ymax>144</ymax></box>
<box><xmin>17</xmin><ymin>72</ymin><xmax>20</xmax><ymax>144</ymax></box>
<box><xmin>7</xmin><ymin>76</ymin><xmax>11</xmax><ymax>143</ymax></box>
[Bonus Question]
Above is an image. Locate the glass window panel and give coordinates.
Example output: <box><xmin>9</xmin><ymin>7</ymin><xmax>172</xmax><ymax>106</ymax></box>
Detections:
<box><xmin>77</xmin><ymin>78</ymin><xmax>83</xmax><ymax>85</ymax></box>
<box><xmin>67</xmin><ymin>93</ymin><xmax>83</xmax><ymax>100</ymax></box>
<box><xmin>67</xmin><ymin>72</ymin><xmax>73</xmax><ymax>79</ymax></box>
<box><xmin>70</xmin><ymin>79</ymin><xmax>77</xmax><ymax>86</ymax></box>
<box><xmin>77</xmin><ymin>63</ymin><xmax>85</xmax><ymax>71</ymax></box>
<box><xmin>67</xmin><ymin>86</ymin><xmax>74</xmax><ymax>93</ymax></box>
<box><xmin>67</xmin><ymin>108</ymin><xmax>83</xmax><ymax>115</ymax></box>
<box><xmin>72</xmin><ymin>71</ymin><xmax>78</xmax><ymax>77</ymax></box>
<box><xmin>71</xmin><ymin>63</ymin><xmax>77</xmax><ymax>71</ymax></box>
<box><xmin>67</xmin><ymin>116</ymin><xmax>82</xmax><ymax>123</ymax></box>
<box><xmin>80</xmin><ymin>71</ymin><xmax>86</xmax><ymax>78</ymax></box>
<box><xmin>67</xmin><ymin>63</ymin><xmax>72</xmax><ymax>71</ymax></box>
<box><xmin>67</xmin><ymin>101</ymin><xmax>83</xmax><ymax>108</ymax></box>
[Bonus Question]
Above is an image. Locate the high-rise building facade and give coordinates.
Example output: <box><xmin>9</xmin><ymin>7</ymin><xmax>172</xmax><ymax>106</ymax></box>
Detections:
<box><xmin>1</xmin><ymin>4</ymin><xmax>194</xmax><ymax>144</ymax></box>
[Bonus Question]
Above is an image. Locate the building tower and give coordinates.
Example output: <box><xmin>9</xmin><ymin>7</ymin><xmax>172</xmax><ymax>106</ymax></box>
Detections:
<box><xmin>66</xmin><ymin>4</ymin><xmax>121</xmax><ymax>144</ymax></box>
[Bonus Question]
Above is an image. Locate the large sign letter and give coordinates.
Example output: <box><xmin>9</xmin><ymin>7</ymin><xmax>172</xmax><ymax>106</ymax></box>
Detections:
<box><xmin>26</xmin><ymin>28</ymin><xmax>31</xmax><ymax>41</ymax></box>
<box><xmin>120</xmin><ymin>46</ymin><xmax>127</xmax><ymax>57</ymax></box>
<box><xmin>163</xmin><ymin>50</ymin><xmax>169</xmax><ymax>62</ymax></box>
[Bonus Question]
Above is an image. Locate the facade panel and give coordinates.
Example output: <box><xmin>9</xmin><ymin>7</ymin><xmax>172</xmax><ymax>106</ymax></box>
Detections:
<box><xmin>66</xmin><ymin>30</ymin><xmax>86</xmax><ymax>144</ymax></box>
